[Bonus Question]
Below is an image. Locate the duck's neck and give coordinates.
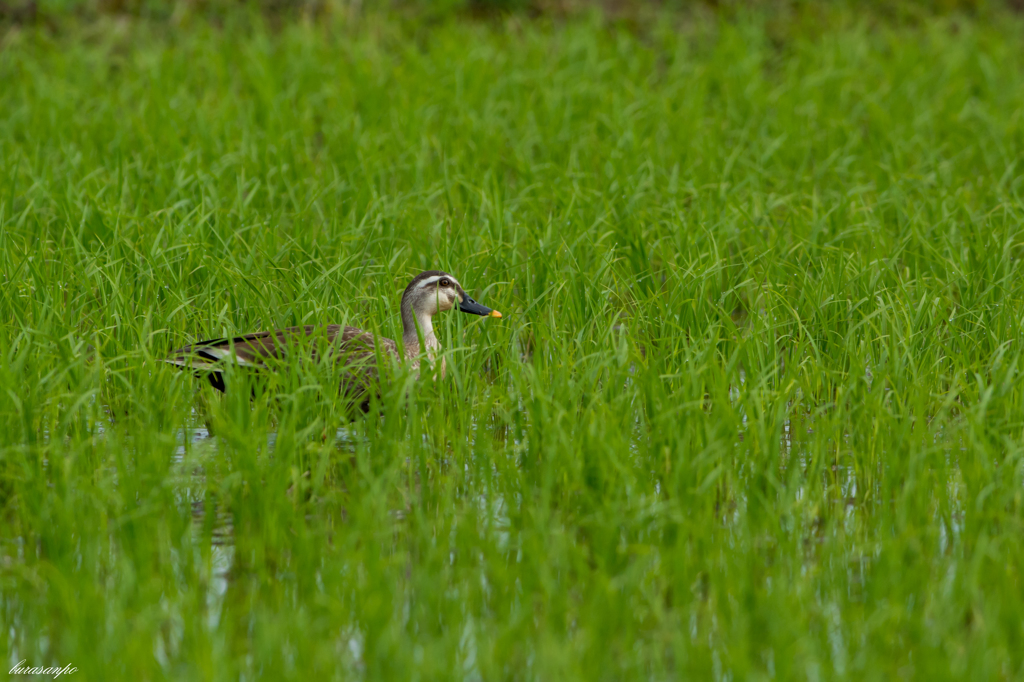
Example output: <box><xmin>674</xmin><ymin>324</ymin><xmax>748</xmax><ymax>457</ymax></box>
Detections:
<box><xmin>401</xmin><ymin>306</ymin><xmax>445</xmax><ymax>378</ymax></box>
<box><xmin>401</xmin><ymin>306</ymin><xmax>438</xmax><ymax>356</ymax></box>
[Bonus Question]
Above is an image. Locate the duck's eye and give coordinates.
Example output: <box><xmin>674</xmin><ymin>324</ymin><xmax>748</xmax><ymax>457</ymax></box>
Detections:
<box><xmin>439</xmin><ymin>278</ymin><xmax>450</xmax><ymax>287</ymax></box>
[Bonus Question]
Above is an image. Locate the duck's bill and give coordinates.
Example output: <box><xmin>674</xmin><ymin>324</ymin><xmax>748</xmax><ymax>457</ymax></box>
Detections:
<box><xmin>459</xmin><ymin>296</ymin><xmax>501</xmax><ymax>318</ymax></box>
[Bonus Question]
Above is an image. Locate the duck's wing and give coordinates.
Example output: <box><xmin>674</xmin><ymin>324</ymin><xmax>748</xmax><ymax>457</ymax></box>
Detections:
<box><xmin>166</xmin><ymin>325</ymin><xmax>401</xmax><ymax>395</ymax></box>
<box><xmin>330</xmin><ymin>325</ymin><xmax>399</xmax><ymax>359</ymax></box>
<box><xmin>166</xmin><ymin>325</ymin><xmax>317</xmax><ymax>370</ymax></box>
<box><xmin>326</xmin><ymin>326</ymin><xmax>397</xmax><ymax>376</ymax></box>
<box><xmin>328</xmin><ymin>327</ymin><xmax>403</xmax><ymax>408</ymax></box>
<box><xmin>167</xmin><ymin>325</ymin><xmax>400</xmax><ymax>366</ymax></box>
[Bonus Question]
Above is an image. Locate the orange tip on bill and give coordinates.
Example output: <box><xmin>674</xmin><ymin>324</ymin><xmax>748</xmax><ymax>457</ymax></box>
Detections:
<box><xmin>490</xmin><ymin>310</ymin><xmax>502</xmax><ymax>318</ymax></box>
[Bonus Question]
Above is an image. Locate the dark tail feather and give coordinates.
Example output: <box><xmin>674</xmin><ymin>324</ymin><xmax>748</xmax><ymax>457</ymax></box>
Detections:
<box><xmin>162</xmin><ymin>356</ymin><xmax>228</xmax><ymax>393</ymax></box>
<box><xmin>206</xmin><ymin>371</ymin><xmax>226</xmax><ymax>393</ymax></box>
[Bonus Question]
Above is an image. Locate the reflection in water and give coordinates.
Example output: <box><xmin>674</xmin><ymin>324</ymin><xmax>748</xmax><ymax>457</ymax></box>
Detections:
<box><xmin>175</xmin><ymin>426</ymin><xmax>232</xmax><ymax>629</ymax></box>
<box><xmin>173</xmin><ymin>425</ymin><xmax>358</xmax><ymax>627</ymax></box>
<box><xmin>189</xmin><ymin>498</ymin><xmax>234</xmax><ymax>630</ymax></box>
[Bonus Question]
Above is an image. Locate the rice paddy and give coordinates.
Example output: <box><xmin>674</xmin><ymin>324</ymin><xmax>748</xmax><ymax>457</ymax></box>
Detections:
<box><xmin>2</xmin><ymin>6</ymin><xmax>1024</xmax><ymax>679</ymax></box>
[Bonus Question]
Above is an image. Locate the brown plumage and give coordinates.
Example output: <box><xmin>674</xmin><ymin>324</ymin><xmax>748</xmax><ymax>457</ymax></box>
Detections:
<box><xmin>165</xmin><ymin>270</ymin><xmax>501</xmax><ymax>406</ymax></box>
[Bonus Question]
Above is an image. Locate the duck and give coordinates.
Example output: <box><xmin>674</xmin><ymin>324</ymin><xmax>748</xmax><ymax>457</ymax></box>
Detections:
<box><xmin>165</xmin><ymin>270</ymin><xmax>501</xmax><ymax>404</ymax></box>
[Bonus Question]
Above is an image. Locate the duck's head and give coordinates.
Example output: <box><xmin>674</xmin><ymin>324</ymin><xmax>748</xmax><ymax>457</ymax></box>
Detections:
<box><xmin>401</xmin><ymin>270</ymin><xmax>502</xmax><ymax>320</ymax></box>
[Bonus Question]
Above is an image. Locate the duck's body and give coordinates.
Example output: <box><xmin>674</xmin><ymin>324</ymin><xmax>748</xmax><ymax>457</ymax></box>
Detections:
<box><xmin>166</xmin><ymin>270</ymin><xmax>500</xmax><ymax>403</ymax></box>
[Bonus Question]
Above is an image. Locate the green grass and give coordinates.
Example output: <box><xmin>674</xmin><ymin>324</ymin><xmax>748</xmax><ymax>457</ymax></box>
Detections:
<box><xmin>3</xmin><ymin>7</ymin><xmax>1024</xmax><ymax>680</ymax></box>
